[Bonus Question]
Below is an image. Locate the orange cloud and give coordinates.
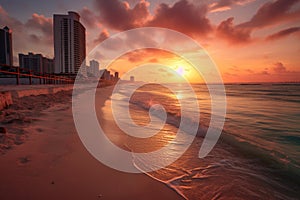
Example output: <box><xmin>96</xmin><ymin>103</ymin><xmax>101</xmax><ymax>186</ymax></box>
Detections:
<box><xmin>209</xmin><ymin>0</ymin><xmax>256</xmax><ymax>13</ymax></box>
<box><xmin>94</xmin><ymin>29</ymin><xmax>110</xmax><ymax>44</ymax></box>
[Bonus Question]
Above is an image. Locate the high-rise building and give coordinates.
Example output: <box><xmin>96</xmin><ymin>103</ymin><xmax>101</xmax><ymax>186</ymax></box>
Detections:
<box><xmin>19</xmin><ymin>52</ymin><xmax>54</xmax><ymax>74</ymax></box>
<box><xmin>89</xmin><ymin>60</ymin><xmax>100</xmax><ymax>77</ymax></box>
<box><xmin>105</xmin><ymin>70</ymin><xmax>111</xmax><ymax>80</ymax></box>
<box><xmin>43</xmin><ymin>57</ymin><xmax>54</xmax><ymax>74</ymax></box>
<box><xmin>114</xmin><ymin>72</ymin><xmax>119</xmax><ymax>80</ymax></box>
<box><xmin>54</xmin><ymin>11</ymin><xmax>86</xmax><ymax>74</ymax></box>
<box><xmin>100</xmin><ymin>69</ymin><xmax>111</xmax><ymax>80</ymax></box>
<box><xmin>130</xmin><ymin>76</ymin><xmax>135</xmax><ymax>82</ymax></box>
<box><xmin>0</xmin><ymin>26</ymin><xmax>13</xmax><ymax>66</ymax></box>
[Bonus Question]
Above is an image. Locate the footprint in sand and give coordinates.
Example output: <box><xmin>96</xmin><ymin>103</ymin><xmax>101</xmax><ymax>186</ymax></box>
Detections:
<box><xmin>36</xmin><ymin>128</ymin><xmax>43</xmax><ymax>133</ymax></box>
<box><xmin>19</xmin><ymin>156</ymin><xmax>30</xmax><ymax>164</ymax></box>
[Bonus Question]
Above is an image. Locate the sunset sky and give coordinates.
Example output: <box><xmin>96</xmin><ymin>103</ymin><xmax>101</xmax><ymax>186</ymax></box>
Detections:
<box><xmin>0</xmin><ymin>0</ymin><xmax>299</xmax><ymax>83</ymax></box>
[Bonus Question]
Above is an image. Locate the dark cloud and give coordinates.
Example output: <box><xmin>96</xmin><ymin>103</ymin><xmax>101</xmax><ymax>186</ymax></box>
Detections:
<box><xmin>0</xmin><ymin>6</ymin><xmax>27</xmax><ymax>60</ymax></box>
<box><xmin>266</xmin><ymin>27</ymin><xmax>300</xmax><ymax>40</ymax></box>
<box><xmin>79</xmin><ymin>7</ymin><xmax>99</xmax><ymax>29</ymax></box>
<box><xmin>246</xmin><ymin>69</ymin><xmax>254</xmax><ymax>73</ymax></box>
<box><xmin>216</xmin><ymin>0</ymin><xmax>300</xmax><ymax>44</ymax></box>
<box><xmin>261</xmin><ymin>68</ymin><xmax>270</xmax><ymax>75</ymax></box>
<box><xmin>29</xmin><ymin>34</ymin><xmax>40</xmax><ymax>42</ymax></box>
<box><xmin>224</xmin><ymin>72</ymin><xmax>238</xmax><ymax>77</ymax></box>
<box><xmin>91</xmin><ymin>0</ymin><xmax>299</xmax><ymax>45</ymax></box>
<box><xmin>93</xmin><ymin>0</ymin><xmax>212</xmax><ymax>38</ymax></box>
<box><xmin>25</xmin><ymin>13</ymin><xmax>53</xmax><ymax>45</ymax></box>
<box><xmin>0</xmin><ymin>5</ymin><xmax>23</xmax><ymax>31</ymax></box>
<box><xmin>238</xmin><ymin>0</ymin><xmax>300</xmax><ymax>29</ymax></box>
<box><xmin>272</xmin><ymin>62</ymin><xmax>287</xmax><ymax>73</ymax></box>
<box><xmin>147</xmin><ymin>0</ymin><xmax>212</xmax><ymax>38</ymax></box>
<box><xmin>0</xmin><ymin>6</ymin><xmax>54</xmax><ymax>62</ymax></box>
<box><xmin>229</xmin><ymin>65</ymin><xmax>240</xmax><ymax>71</ymax></box>
<box><xmin>26</xmin><ymin>13</ymin><xmax>52</xmax><ymax>36</ymax></box>
<box><xmin>94</xmin><ymin>0</ymin><xmax>150</xmax><ymax>30</ymax></box>
<box><xmin>216</xmin><ymin>17</ymin><xmax>251</xmax><ymax>44</ymax></box>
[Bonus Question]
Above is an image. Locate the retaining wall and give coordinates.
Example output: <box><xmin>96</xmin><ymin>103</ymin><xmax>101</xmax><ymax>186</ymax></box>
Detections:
<box><xmin>0</xmin><ymin>85</ymin><xmax>73</xmax><ymax>110</ymax></box>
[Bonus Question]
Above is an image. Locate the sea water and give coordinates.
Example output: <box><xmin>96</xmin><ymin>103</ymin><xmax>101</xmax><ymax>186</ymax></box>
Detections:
<box><xmin>108</xmin><ymin>83</ymin><xmax>300</xmax><ymax>199</ymax></box>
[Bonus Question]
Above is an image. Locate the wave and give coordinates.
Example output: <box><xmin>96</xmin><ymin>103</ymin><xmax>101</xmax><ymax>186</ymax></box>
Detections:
<box><xmin>219</xmin><ymin>131</ymin><xmax>300</xmax><ymax>185</ymax></box>
<box><xmin>129</xmin><ymin>95</ymin><xmax>300</xmax><ymax>187</ymax></box>
<box><xmin>132</xmin><ymin>161</ymin><xmax>188</xmax><ymax>200</ymax></box>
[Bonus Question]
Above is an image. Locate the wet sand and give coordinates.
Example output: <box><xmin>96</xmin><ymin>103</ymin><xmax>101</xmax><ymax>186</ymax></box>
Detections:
<box><xmin>0</xmin><ymin>86</ymin><xmax>183</xmax><ymax>200</ymax></box>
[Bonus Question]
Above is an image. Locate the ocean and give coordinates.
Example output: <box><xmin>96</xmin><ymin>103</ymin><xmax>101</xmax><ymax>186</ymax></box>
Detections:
<box><xmin>107</xmin><ymin>83</ymin><xmax>300</xmax><ymax>199</ymax></box>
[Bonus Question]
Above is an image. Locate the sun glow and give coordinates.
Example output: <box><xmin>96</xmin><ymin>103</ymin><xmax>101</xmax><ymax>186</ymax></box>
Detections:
<box><xmin>175</xmin><ymin>66</ymin><xmax>185</xmax><ymax>76</ymax></box>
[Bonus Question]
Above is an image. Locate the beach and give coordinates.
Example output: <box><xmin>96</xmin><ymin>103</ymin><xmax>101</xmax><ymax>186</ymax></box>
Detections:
<box><xmin>0</xmin><ymin>85</ymin><xmax>183</xmax><ymax>200</ymax></box>
<box><xmin>0</xmin><ymin>83</ymin><xmax>299</xmax><ymax>199</ymax></box>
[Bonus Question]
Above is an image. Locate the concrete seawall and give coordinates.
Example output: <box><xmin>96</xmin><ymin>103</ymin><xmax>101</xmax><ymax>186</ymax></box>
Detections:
<box><xmin>0</xmin><ymin>85</ymin><xmax>73</xmax><ymax>110</ymax></box>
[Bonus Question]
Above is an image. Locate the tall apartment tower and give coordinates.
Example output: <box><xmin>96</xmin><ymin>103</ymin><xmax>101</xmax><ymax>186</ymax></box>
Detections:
<box><xmin>89</xmin><ymin>60</ymin><xmax>100</xmax><ymax>76</ymax></box>
<box><xmin>53</xmin><ymin>11</ymin><xmax>86</xmax><ymax>74</ymax></box>
<box><xmin>0</xmin><ymin>26</ymin><xmax>13</xmax><ymax>66</ymax></box>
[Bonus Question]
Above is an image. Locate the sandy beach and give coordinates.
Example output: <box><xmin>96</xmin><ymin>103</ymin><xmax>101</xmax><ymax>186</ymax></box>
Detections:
<box><xmin>0</xmin><ymin>86</ymin><xmax>183</xmax><ymax>200</ymax></box>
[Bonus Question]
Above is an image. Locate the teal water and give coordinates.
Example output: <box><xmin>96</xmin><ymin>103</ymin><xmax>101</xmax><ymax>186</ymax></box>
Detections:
<box><xmin>110</xmin><ymin>83</ymin><xmax>300</xmax><ymax>199</ymax></box>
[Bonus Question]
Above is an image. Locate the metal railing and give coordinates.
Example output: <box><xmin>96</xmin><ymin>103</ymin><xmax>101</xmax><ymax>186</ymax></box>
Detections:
<box><xmin>0</xmin><ymin>64</ymin><xmax>74</xmax><ymax>85</ymax></box>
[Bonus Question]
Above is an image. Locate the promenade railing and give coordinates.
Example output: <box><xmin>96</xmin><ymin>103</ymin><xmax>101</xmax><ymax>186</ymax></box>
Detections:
<box><xmin>0</xmin><ymin>64</ymin><xmax>74</xmax><ymax>85</ymax></box>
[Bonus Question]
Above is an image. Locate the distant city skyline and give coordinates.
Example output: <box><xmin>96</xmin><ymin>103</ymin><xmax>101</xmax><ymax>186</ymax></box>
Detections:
<box><xmin>0</xmin><ymin>0</ymin><xmax>299</xmax><ymax>82</ymax></box>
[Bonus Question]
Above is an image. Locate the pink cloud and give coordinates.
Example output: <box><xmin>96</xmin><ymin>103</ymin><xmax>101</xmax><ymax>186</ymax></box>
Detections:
<box><xmin>94</xmin><ymin>29</ymin><xmax>110</xmax><ymax>44</ymax></box>
<box><xmin>209</xmin><ymin>0</ymin><xmax>256</xmax><ymax>13</ymax></box>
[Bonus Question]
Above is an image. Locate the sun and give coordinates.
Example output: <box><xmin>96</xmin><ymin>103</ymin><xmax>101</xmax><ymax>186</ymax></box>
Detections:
<box><xmin>175</xmin><ymin>66</ymin><xmax>185</xmax><ymax>76</ymax></box>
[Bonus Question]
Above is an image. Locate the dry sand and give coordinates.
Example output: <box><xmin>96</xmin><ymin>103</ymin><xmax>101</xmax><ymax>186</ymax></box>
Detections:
<box><xmin>0</xmin><ymin>86</ymin><xmax>183</xmax><ymax>200</ymax></box>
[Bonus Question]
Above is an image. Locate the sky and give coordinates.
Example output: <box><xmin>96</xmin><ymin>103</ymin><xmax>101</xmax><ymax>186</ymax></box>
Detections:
<box><xmin>0</xmin><ymin>0</ymin><xmax>300</xmax><ymax>83</ymax></box>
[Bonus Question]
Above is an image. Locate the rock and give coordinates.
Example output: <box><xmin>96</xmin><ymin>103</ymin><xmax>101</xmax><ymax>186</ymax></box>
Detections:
<box><xmin>0</xmin><ymin>127</ymin><xmax>7</xmax><ymax>134</ymax></box>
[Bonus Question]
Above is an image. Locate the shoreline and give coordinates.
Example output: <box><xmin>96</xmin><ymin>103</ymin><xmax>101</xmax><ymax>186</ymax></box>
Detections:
<box><xmin>0</xmin><ymin>85</ymin><xmax>184</xmax><ymax>199</ymax></box>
